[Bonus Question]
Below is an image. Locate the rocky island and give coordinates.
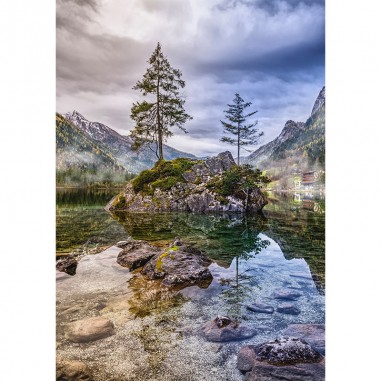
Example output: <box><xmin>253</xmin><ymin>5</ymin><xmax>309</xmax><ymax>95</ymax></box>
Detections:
<box><xmin>105</xmin><ymin>151</ymin><xmax>268</xmax><ymax>214</ymax></box>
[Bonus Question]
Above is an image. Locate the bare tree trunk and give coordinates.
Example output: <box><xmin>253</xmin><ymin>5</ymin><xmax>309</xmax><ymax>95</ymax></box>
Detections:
<box><xmin>237</xmin><ymin>124</ymin><xmax>240</xmax><ymax>166</ymax></box>
<box><xmin>236</xmin><ymin>256</ymin><xmax>239</xmax><ymax>288</ymax></box>
<box><xmin>156</xmin><ymin>70</ymin><xmax>163</xmax><ymax>161</ymax></box>
<box><xmin>158</xmin><ymin>127</ymin><xmax>163</xmax><ymax>160</ymax></box>
<box><xmin>245</xmin><ymin>187</ymin><xmax>249</xmax><ymax>211</ymax></box>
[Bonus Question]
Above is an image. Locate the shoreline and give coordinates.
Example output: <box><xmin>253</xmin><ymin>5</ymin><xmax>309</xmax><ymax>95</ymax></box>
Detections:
<box><xmin>56</xmin><ymin>186</ymin><xmax>124</xmax><ymax>190</ymax></box>
<box><xmin>266</xmin><ymin>189</ymin><xmax>325</xmax><ymax>193</ymax></box>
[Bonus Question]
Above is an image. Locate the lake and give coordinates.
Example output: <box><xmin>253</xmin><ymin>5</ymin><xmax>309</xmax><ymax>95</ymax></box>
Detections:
<box><xmin>56</xmin><ymin>188</ymin><xmax>325</xmax><ymax>381</ymax></box>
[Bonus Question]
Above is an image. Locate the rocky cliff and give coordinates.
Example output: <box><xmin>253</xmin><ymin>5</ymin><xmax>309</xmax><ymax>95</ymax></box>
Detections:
<box><xmin>106</xmin><ymin>152</ymin><xmax>267</xmax><ymax>214</ymax></box>
<box><xmin>311</xmin><ymin>86</ymin><xmax>325</xmax><ymax>116</ymax></box>
<box><xmin>244</xmin><ymin>86</ymin><xmax>325</xmax><ymax>170</ymax></box>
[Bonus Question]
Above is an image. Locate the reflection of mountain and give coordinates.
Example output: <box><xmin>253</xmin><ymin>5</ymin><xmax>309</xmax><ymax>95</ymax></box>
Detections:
<box><xmin>262</xmin><ymin>193</ymin><xmax>325</xmax><ymax>292</ymax></box>
<box><xmin>110</xmin><ymin>212</ymin><xmax>269</xmax><ymax>266</ymax></box>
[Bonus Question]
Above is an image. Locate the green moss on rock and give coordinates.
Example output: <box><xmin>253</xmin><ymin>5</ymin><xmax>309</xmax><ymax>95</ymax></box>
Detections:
<box><xmin>156</xmin><ymin>245</ymin><xmax>179</xmax><ymax>272</ymax></box>
<box><xmin>112</xmin><ymin>194</ymin><xmax>127</xmax><ymax>209</ymax></box>
<box><xmin>131</xmin><ymin>158</ymin><xmax>199</xmax><ymax>194</ymax></box>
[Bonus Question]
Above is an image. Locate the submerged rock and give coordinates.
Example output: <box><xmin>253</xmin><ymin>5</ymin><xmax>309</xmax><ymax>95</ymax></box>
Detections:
<box><xmin>237</xmin><ymin>338</ymin><xmax>324</xmax><ymax>381</ymax></box>
<box><xmin>247</xmin><ymin>302</ymin><xmax>274</xmax><ymax>314</ymax></box>
<box><xmin>56</xmin><ymin>257</ymin><xmax>78</xmax><ymax>276</ymax></box>
<box><xmin>141</xmin><ymin>242</ymin><xmax>213</xmax><ymax>289</ymax></box>
<box><xmin>276</xmin><ymin>302</ymin><xmax>301</xmax><ymax>315</ymax></box>
<box><xmin>272</xmin><ymin>289</ymin><xmax>302</xmax><ymax>301</ymax></box>
<box><xmin>201</xmin><ymin>316</ymin><xmax>256</xmax><ymax>342</ymax></box>
<box><xmin>106</xmin><ymin>151</ymin><xmax>267</xmax><ymax>214</ymax></box>
<box><xmin>282</xmin><ymin>324</ymin><xmax>325</xmax><ymax>355</ymax></box>
<box><xmin>56</xmin><ymin>356</ymin><xmax>92</xmax><ymax>381</ymax></box>
<box><xmin>65</xmin><ymin>316</ymin><xmax>115</xmax><ymax>343</ymax></box>
<box><xmin>237</xmin><ymin>345</ymin><xmax>256</xmax><ymax>372</ymax></box>
<box><xmin>116</xmin><ymin>239</ymin><xmax>161</xmax><ymax>271</ymax></box>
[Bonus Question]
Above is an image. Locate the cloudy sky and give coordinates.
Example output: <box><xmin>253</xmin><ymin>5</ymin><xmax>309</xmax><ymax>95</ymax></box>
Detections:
<box><xmin>57</xmin><ymin>0</ymin><xmax>325</xmax><ymax>157</ymax></box>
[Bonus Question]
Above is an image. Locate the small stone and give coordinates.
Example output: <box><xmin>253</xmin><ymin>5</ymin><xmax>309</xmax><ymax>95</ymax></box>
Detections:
<box><xmin>56</xmin><ymin>257</ymin><xmax>78</xmax><ymax>276</ymax></box>
<box><xmin>201</xmin><ymin>317</ymin><xmax>256</xmax><ymax>342</ymax></box>
<box><xmin>62</xmin><ymin>306</ymin><xmax>81</xmax><ymax>315</ymax></box>
<box><xmin>272</xmin><ymin>289</ymin><xmax>302</xmax><ymax>301</ymax></box>
<box><xmin>115</xmin><ymin>240</ymin><xmax>130</xmax><ymax>248</ymax></box>
<box><xmin>277</xmin><ymin>303</ymin><xmax>301</xmax><ymax>315</ymax></box>
<box><xmin>56</xmin><ymin>356</ymin><xmax>92</xmax><ymax>380</ymax></box>
<box><xmin>215</xmin><ymin>316</ymin><xmax>232</xmax><ymax>328</ymax></box>
<box><xmin>65</xmin><ymin>316</ymin><xmax>115</xmax><ymax>343</ymax></box>
<box><xmin>237</xmin><ymin>345</ymin><xmax>256</xmax><ymax>372</ymax></box>
<box><xmin>173</xmin><ymin>237</ymin><xmax>183</xmax><ymax>246</ymax></box>
<box><xmin>246</xmin><ymin>302</ymin><xmax>274</xmax><ymax>314</ymax></box>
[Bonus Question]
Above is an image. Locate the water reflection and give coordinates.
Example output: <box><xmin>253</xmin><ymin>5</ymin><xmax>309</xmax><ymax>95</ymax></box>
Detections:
<box><xmin>262</xmin><ymin>192</ymin><xmax>325</xmax><ymax>292</ymax></box>
<box><xmin>111</xmin><ymin>212</ymin><xmax>270</xmax><ymax>265</ymax></box>
<box><xmin>56</xmin><ymin>189</ymin><xmax>325</xmax><ymax>291</ymax></box>
<box><xmin>56</xmin><ymin>189</ymin><xmax>325</xmax><ymax>380</ymax></box>
<box><xmin>56</xmin><ymin>188</ymin><xmax>127</xmax><ymax>254</ymax></box>
<box><xmin>56</xmin><ymin>187</ymin><xmax>122</xmax><ymax>206</ymax></box>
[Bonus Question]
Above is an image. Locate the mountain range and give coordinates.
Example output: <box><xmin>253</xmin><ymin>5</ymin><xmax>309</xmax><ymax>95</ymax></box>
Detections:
<box><xmin>56</xmin><ymin>87</ymin><xmax>324</xmax><ymax>187</ymax></box>
<box><xmin>244</xmin><ymin>86</ymin><xmax>325</xmax><ymax>186</ymax></box>
<box><xmin>56</xmin><ymin>112</ymin><xmax>196</xmax><ymax>185</ymax></box>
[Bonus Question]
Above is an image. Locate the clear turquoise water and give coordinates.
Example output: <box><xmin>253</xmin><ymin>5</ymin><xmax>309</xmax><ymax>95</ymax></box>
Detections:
<box><xmin>56</xmin><ymin>188</ymin><xmax>325</xmax><ymax>380</ymax></box>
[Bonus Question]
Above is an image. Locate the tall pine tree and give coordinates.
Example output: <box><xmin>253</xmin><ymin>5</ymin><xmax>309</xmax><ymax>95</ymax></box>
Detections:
<box><xmin>130</xmin><ymin>42</ymin><xmax>192</xmax><ymax>161</ymax></box>
<box><xmin>220</xmin><ymin>93</ymin><xmax>263</xmax><ymax>165</ymax></box>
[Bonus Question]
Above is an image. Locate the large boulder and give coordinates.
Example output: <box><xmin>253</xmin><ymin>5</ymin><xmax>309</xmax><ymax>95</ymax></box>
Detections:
<box><xmin>237</xmin><ymin>337</ymin><xmax>325</xmax><ymax>381</ymax></box>
<box><xmin>141</xmin><ymin>242</ymin><xmax>213</xmax><ymax>289</ymax></box>
<box><xmin>201</xmin><ymin>316</ymin><xmax>256</xmax><ymax>342</ymax></box>
<box><xmin>65</xmin><ymin>316</ymin><xmax>115</xmax><ymax>343</ymax></box>
<box><xmin>106</xmin><ymin>151</ymin><xmax>267</xmax><ymax>214</ymax></box>
<box><xmin>204</xmin><ymin>151</ymin><xmax>235</xmax><ymax>175</ymax></box>
<box><xmin>116</xmin><ymin>239</ymin><xmax>161</xmax><ymax>271</ymax></box>
<box><xmin>56</xmin><ymin>356</ymin><xmax>92</xmax><ymax>381</ymax></box>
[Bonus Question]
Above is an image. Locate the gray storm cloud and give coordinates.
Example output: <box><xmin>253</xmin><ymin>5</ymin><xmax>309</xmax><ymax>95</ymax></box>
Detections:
<box><xmin>57</xmin><ymin>0</ymin><xmax>324</xmax><ymax>156</ymax></box>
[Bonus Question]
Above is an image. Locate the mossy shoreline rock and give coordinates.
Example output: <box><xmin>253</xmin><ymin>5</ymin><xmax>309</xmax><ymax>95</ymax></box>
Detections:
<box><xmin>105</xmin><ymin>151</ymin><xmax>267</xmax><ymax>214</ymax></box>
<box><xmin>116</xmin><ymin>239</ymin><xmax>161</xmax><ymax>271</ymax></box>
<box><xmin>141</xmin><ymin>241</ymin><xmax>213</xmax><ymax>289</ymax></box>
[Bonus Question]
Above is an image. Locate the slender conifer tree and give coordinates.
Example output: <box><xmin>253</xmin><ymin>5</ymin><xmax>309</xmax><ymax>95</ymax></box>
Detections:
<box><xmin>130</xmin><ymin>42</ymin><xmax>192</xmax><ymax>161</ymax></box>
<box><xmin>220</xmin><ymin>93</ymin><xmax>263</xmax><ymax>165</ymax></box>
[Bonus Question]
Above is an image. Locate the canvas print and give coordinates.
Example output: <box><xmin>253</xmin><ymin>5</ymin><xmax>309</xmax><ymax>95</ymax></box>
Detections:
<box><xmin>56</xmin><ymin>1</ymin><xmax>325</xmax><ymax>380</ymax></box>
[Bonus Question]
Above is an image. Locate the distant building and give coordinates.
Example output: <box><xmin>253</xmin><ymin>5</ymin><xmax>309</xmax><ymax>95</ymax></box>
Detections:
<box><xmin>293</xmin><ymin>172</ymin><xmax>302</xmax><ymax>189</ymax></box>
<box><xmin>302</xmin><ymin>171</ymin><xmax>316</xmax><ymax>186</ymax></box>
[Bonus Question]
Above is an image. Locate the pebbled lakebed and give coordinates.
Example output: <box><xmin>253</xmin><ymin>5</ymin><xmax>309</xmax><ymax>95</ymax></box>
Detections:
<box><xmin>56</xmin><ymin>189</ymin><xmax>325</xmax><ymax>381</ymax></box>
